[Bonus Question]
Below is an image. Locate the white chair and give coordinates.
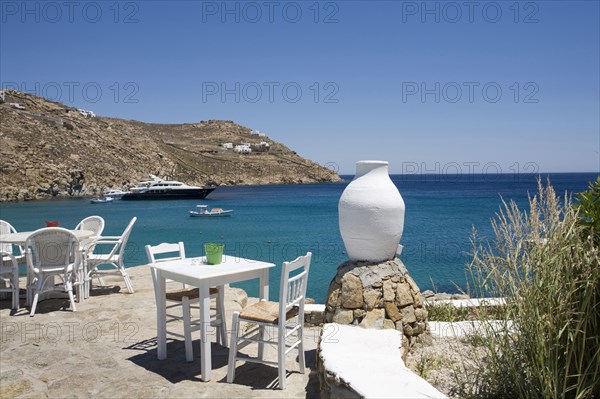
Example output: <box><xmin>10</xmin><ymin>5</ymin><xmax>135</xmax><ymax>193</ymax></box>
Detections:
<box><xmin>1</xmin><ymin>220</ymin><xmax>25</xmax><ymax>264</ymax></box>
<box><xmin>227</xmin><ymin>252</ymin><xmax>312</xmax><ymax>389</ymax></box>
<box><xmin>25</xmin><ymin>228</ymin><xmax>81</xmax><ymax>316</ymax></box>
<box><xmin>146</xmin><ymin>242</ymin><xmax>227</xmax><ymax>362</ymax></box>
<box><xmin>75</xmin><ymin>215</ymin><xmax>105</xmax><ymax>239</ymax></box>
<box><xmin>0</xmin><ymin>251</ymin><xmax>19</xmax><ymax>310</ymax></box>
<box><xmin>74</xmin><ymin>216</ymin><xmax>105</xmax><ymax>300</ymax></box>
<box><xmin>85</xmin><ymin>217</ymin><xmax>136</xmax><ymax>296</ymax></box>
<box><xmin>1</xmin><ymin>220</ymin><xmax>24</xmax><ymax>309</ymax></box>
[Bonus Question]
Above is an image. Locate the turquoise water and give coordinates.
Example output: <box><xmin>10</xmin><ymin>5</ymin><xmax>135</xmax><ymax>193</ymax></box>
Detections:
<box><xmin>0</xmin><ymin>173</ymin><xmax>596</xmax><ymax>302</ymax></box>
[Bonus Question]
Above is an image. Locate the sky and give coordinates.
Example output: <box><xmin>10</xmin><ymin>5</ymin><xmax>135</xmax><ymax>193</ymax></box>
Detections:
<box><xmin>1</xmin><ymin>0</ymin><xmax>599</xmax><ymax>174</ymax></box>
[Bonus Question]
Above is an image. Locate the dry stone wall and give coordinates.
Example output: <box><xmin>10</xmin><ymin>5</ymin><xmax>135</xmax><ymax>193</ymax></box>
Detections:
<box><xmin>324</xmin><ymin>258</ymin><xmax>428</xmax><ymax>341</ymax></box>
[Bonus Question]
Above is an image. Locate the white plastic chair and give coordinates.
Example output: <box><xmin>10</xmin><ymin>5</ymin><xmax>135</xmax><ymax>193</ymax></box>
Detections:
<box><xmin>227</xmin><ymin>252</ymin><xmax>312</xmax><ymax>389</ymax></box>
<box><xmin>25</xmin><ymin>228</ymin><xmax>81</xmax><ymax>316</ymax></box>
<box><xmin>146</xmin><ymin>242</ymin><xmax>227</xmax><ymax>362</ymax></box>
<box><xmin>1</xmin><ymin>220</ymin><xmax>25</xmax><ymax>264</ymax></box>
<box><xmin>74</xmin><ymin>216</ymin><xmax>105</xmax><ymax>300</ymax></box>
<box><xmin>75</xmin><ymin>215</ymin><xmax>105</xmax><ymax>239</ymax></box>
<box><xmin>1</xmin><ymin>220</ymin><xmax>23</xmax><ymax>309</ymax></box>
<box><xmin>86</xmin><ymin>217</ymin><xmax>136</xmax><ymax>296</ymax></box>
<box><xmin>0</xmin><ymin>251</ymin><xmax>19</xmax><ymax>310</ymax></box>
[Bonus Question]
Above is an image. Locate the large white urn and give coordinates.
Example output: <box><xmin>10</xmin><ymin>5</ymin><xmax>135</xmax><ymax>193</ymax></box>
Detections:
<box><xmin>339</xmin><ymin>160</ymin><xmax>405</xmax><ymax>262</ymax></box>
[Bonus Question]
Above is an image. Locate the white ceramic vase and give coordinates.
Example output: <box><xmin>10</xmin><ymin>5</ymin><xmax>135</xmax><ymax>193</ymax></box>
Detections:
<box><xmin>339</xmin><ymin>160</ymin><xmax>405</xmax><ymax>262</ymax></box>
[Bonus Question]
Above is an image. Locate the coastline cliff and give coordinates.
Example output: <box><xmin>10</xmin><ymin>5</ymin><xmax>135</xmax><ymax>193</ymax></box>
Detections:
<box><xmin>0</xmin><ymin>90</ymin><xmax>341</xmax><ymax>202</ymax></box>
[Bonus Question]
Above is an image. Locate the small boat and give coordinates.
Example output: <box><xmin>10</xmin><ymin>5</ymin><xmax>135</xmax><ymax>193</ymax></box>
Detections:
<box><xmin>104</xmin><ymin>189</ymin><xmax>127</xmax><ymax>199</ymax></box>
<box><xmin>190</xmin><ymin>205</ymin><xmax>233</xmax><ymax>217</ymax></box>
<box><xmin>91</xmin><ymin>196</ymin><xmax>114</xmax><ymax>204</ymax></box>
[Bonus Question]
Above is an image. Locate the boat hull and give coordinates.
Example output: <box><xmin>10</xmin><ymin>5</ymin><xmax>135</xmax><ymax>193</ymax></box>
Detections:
<box><xmin>121</xmin><ymin>188</ymin><xmax>215</xmax><ymax>200</ymax></box>
<box><xmin>91</xmin><ymin>198</ymin><xmax>114</xmax><ymax>204</ymax></box>
<box><xmin>190</xmin><ymin>210</ymin><xmax>233</xmax><ymax>217</ymax></box>
<box><xmin>104</xmin><ymin>193</ymin><xmax>125</xmax><ymax>199</ymax></box>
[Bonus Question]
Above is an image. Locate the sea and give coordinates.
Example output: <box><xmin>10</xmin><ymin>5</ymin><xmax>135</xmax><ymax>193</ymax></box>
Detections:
<box><xmin>0</xmin><ymin>173</ymin><xmax>597</xmax><ymax>303</ymax></box>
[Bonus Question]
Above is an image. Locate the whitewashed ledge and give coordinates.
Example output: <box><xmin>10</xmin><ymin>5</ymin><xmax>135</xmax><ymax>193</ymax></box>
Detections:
<box><xmin>425</xmin><ymin>297</ymin><xmax>506</xmax><ymax>308</ymax></box>
<box><xmin>304</xmin><ymin>303</ymin><xmax>326</xmax><ymax>326</ymax></box>
<box><xmin>317</xmin><ymin>323</ymin><xmax>447</xmax><ymax>399</ymax></box>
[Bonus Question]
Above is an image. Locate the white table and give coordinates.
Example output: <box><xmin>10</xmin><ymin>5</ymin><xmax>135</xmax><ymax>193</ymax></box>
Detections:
<box><xmin>0</xmin><ymin>229</ymin><xmax>95</xmax><ymax>245</ymax></box>
<box><xmin>149</xmin><ymin>255</ymin><xmax>276</xmax><ymax>382</ymax></box>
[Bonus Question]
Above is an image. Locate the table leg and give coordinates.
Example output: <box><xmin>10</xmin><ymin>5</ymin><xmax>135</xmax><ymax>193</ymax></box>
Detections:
<box><xmin>155</xmin><ymin>270</ymin><xmax>167</xmax><ymax>360</ymax></box>
<box><xmin>259</xmin><ymin>269</ymin><xmax>270</xmax><ymax>301</ymax></box>
<box><xmin>217</xmin><ymin>284</ymin><xmax>227</xmax><ymax>347</ymax></box>
<box><xmin>258</xmin><ymin>269</ymin><xmax>269</xmax><ymax>361</ymax></box>
<box><xmin>83</xmin><ymin>255</ymin><xmax>90</xmax><ymax>299</ymax></box>
<box><xmin>199</xmin><ymin>282</ymin><xmax>212</xmax><ymax>381</ymax></box>
<box><xmin>76</xmin><ymin>254</ymin><xmax>85</xmax><ymax>303</ymax></box>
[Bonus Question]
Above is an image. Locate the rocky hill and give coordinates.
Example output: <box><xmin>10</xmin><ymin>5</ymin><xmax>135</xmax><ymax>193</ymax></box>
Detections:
<box><xmin>0</xmin><ymin>90</ymin><xmax>340</xmax><ymax>202</ymax></box>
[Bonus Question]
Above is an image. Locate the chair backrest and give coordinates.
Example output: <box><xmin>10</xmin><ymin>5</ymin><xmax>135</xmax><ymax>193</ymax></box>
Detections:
<box><xmin>117</xmin><ymin>217</ymin><xmax>137</xmax><ymax>258</ymax></box>
<box><xmin>145</xmin><ymin>241</ymin><xmax>186</xmax><ymax>294</ymax></box>
<box><xmin>25</xmin><ymin>227</ymin><xmax>80</xmax><ymax>273</ymax></box>
<box><xmin>98</xmin><ymin>217</ymin><xmax>137</xmax><ymax>259</ymax></box>
<box><xmin>0</xmin><ymin>220</ymin><xmax>17</xmax><ymax>254</ymax></box>
<box><xmin>278</xmin><ymin>252</ymin><xmax>312</xmax><ymax>325</ymax></box>
<box><xmin>75</xmin><ymin>216</ymin><xmax>105</xmax><ymax>237</ymax></box>
<box><xmin>145</xmin><ymin>242</ymin><xmax>186</xmax><ymax>264</ymax></box>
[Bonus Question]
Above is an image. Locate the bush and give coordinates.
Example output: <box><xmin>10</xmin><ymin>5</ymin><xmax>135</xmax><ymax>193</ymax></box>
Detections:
<box><xmin>575</xmin><ymin>176</ymin><xmax>600</xmax><ymax>244</ymax></box>
<box><xmin>460</xmin><ymin>181</ymin><xmax>600</xmax><ymax>399</ymax></box>
<box><xmin>426</xmin><ymin>303</ymin><xmax>471</xmax><ymax>322</ymax></box>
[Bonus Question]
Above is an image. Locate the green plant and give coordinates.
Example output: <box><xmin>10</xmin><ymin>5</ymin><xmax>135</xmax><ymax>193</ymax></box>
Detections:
<box><xmin>458</xmin><ymin>180</ymin><xmax>600</xmax><ymax>399</ymax></box>
<box><xmin>426</xmin><ymin>303</ymin><xmax>471</xmax><ymax>322</ymax></box>
<box><xmin>426</xmin><ymin>302</ymin><xmax>507</xmax><ymax>322</ymax></box>
<box><xmin>415</xmin><ymin>353</ymin><xmax>450</xmax><ymax>379</ymax></box>
<box><xmin>575</xmin><ymin>176</ymin><xmax>600</xmax><ymax>244</ymax></box>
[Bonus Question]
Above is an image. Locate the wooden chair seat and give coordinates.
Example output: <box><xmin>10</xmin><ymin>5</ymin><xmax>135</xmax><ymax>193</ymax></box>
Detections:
<box><xmin>165</xmin><ymin>287</ymin><xmax>218</xmax><ymax>302</ymax></box>
<box><xmin>239</xmin><ymin>300</ymin><xmax>299</xmax><ymax>324</ymax></box>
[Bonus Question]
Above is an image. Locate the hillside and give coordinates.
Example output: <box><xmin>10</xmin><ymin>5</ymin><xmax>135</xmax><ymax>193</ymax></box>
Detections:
<box><xmin>0</xmin><ymin>90</ymin><xmax>340</xmax><ymax>202</ymax></box>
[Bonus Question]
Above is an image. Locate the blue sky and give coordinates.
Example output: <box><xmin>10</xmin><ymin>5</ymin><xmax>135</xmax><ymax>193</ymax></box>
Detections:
<box><xmin>1</xmin><ymin>0</ymin><xmax>599</xmax><ymax>174</ymax></box>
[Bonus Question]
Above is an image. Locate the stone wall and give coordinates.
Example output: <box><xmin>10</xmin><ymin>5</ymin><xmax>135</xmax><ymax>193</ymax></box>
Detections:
<box><xmin>324</xmin><ymin>258</ymin><xmax>428</xmax><ymax>342</ymax></box>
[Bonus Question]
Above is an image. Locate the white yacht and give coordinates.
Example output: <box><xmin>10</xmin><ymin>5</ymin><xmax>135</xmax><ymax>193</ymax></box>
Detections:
<box><xmin>103</xmin><ymin>189</ymin><xmax>127</xmax><ymax>199</ymax></box>
<box><xmin>121</xmin><ymin>175</ymin><xmax>215</xmax><ymax>200</ymax></box>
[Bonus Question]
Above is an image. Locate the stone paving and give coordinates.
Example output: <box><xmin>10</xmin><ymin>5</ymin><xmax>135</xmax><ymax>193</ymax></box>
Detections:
<box><xmin>0</xmin><ymin>266</ymin><xmax>321</xmax><ymax>398</ymax></box>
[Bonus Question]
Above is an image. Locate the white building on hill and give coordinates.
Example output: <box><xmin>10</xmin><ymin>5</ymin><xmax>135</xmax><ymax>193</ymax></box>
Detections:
<box><xmin>77</xmin><ymin>108</ymin><xmax>96</xmax><ymax>118</ymax></box>
<box><xmin>234</xmin><ymin>144</ymin><xmax>252</xmax><ymax>154</ymax></box>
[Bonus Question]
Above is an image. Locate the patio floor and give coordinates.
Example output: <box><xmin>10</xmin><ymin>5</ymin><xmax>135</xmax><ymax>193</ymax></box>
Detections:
<box><xmin>0</xmin><ymin>265</ymin><xmax>321</xmax><ymax>398</ymax></box>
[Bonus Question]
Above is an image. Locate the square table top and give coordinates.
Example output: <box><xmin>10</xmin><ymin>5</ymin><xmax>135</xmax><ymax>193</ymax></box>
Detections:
<box><xmin>149</xmin><ymin>256</ymin><xmax>276</xmax><ymax>281</ymax></box>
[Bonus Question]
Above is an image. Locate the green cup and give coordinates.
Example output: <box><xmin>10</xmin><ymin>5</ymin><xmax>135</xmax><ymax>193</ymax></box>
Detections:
<box><xmin>204</xmin><ymin>243</ymin><xmax>224</xmax><ymax>265</ymax></box>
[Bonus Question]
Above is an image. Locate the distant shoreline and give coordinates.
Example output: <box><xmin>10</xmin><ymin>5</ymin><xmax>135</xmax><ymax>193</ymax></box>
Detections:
<box><xmin>0</xmin><ymin>179</ymin><xmax>349</xmax><ymax>203</ymax></box>
<box><xmin>3</xmin><ymin>172</ymin><xmax>598</xmax><ymax>203</ymax></box>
